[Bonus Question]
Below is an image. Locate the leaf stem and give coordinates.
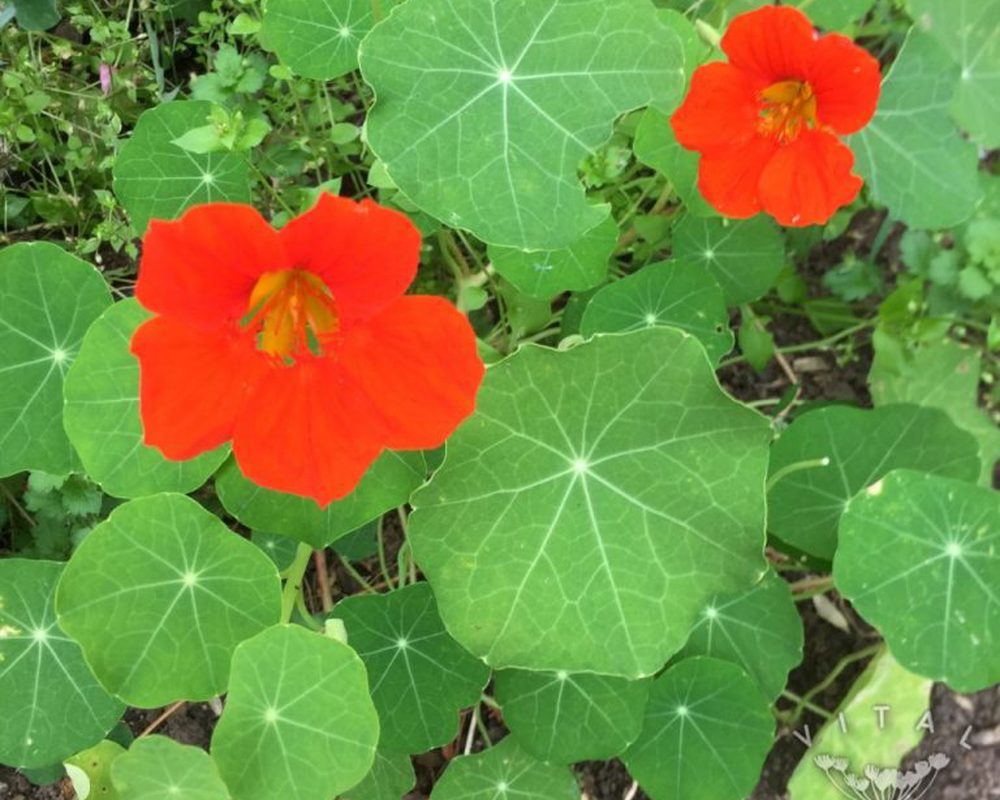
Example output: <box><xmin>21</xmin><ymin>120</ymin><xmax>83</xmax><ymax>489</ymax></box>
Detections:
<box><xmin>280</xmin><ymin>542</ymin><xmax>313</xmax><ymax>624</ymax></box>
<box><xmin>767</xmin><ymin>457</ymin><xmax>831</xmax><ymax>492</ymax></box>
<box><xmin>376</xmin><ymin>515</ymin><xmax>396</xmax><ymax>590</ymax></box>
<box><xmin>780</xmin><ymin>689</ymin><xmax>833</xmax><ymax>721</ymax></box>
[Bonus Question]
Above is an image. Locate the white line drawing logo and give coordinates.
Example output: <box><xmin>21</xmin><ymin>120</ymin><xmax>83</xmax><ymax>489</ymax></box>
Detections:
<box><xmin>813</xmin><ymin>753</ymin><xmax>951</xmax><ymax>799</ymax></box>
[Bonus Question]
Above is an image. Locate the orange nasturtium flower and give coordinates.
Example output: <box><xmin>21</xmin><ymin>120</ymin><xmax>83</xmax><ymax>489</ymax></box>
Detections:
<box><xmin>131</xmin><ymin>195</ymin><xmax>484</xmax><ymax>506</ymax></box>
<box><xmin>671</xmin><ymin>5</ymin><xmax>881</xmax><ymax>227</ymax></box>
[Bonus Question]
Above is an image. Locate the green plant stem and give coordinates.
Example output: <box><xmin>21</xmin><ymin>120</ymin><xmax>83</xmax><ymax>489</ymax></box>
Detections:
<box><xmin>781</xmin><ymin>643</ymin><xmax>884</xmax><ymax>724</ymax></box>
<box><xmin>767</xmin><ymin>457</ymin><xmax>831</xmax><ymax>492</ymax></box>
<box><xmin>718</xmin><ymin>319</ymin><xmax>875</xmax><ymax>368</ymax></box>
<box><xmin>336</xmin><ymin>553</ymin><xmax>378</xmax><ymax>594</ymax></box>
<box><xmin>376</xmin><ymin>515</ymin><xmax>395</xmax><ymax>590</ymax></box>
<box><xmin>780</xmin><ymin>690</ymin><xmax>833</xmax><ymax>721</ymax></box>
<box><xmin>295</xmin><ymin>591</ymin><xmax>323</xmax><ymax>631</ymax></box>
<box><xmin>280</xmin><ymin>542</ymin><xmax>313</xmax><ymax>624</ymax></box>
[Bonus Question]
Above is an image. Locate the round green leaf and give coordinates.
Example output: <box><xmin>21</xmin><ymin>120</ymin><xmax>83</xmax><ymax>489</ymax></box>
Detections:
<box><xmin>340</xmin><ymin>749</ymin><xmax>415</xmax><ymax>800</ymax></box>
<box><xmin>216</xmin><ymin>451</ymin><xmax>425</xmax><ymax>548</ymax></box>
<box><xmin>672</xmin><ymin>215</ymin><xmax>784</xmax><ymax>306</ymax></box>
<box><xmin>56</xmin><ymin>493</ymin><xmax>281</xmax><ymax>707</ymax></box>
<box><xmin>768</xmin><ymin>404</ymin><xmax>981</xmax><ymax>560</ymax></box>
<box><xmin>622</xmin><ymin>657</ymin><xmax>774</xmax><ymax>800</ymax></box>
<box><xmin>487</xmin><ymin>215</ymin><xmax>618</xmax><ymax>298</ymax></box>
<box><xmin>334</xmin><ymin>581</ymin><xmax>490</xmax><ymax>754</ymax></box>
<box><xmin>851</xmin><ymin>31</ymin><xmax>982</xmax><ymax>229</ymax></box>
<box><xmin>835</xmin><ymin>469</ymin><xmax>1000</xmax><ymax>692</ymax></box>
<box><xmin>63</xmin><ymin>300</ymin><xmax>229</xmax><ymax>499</ymax></box>
<box><xmin>262</xmin><ymin>0</ymin><xmax>372</xmax><ymax>80</ymax></box>
<box><xmin>429</xmin><ymin>738</ymin><xmax>577</xmax><ymax>800</ymax></box>
<box><xmin>910</xmin><ymin>0</ymin><xmax>1000</xmax><ymax>149</ymax></box>
<box><xmin>0</xmin><ymin>242</ymin><xmax>112</xmax><ymax>477</ymax></box>
<box><xmin>0</xmin><ymin>560</ymin><xmax>124</xmax><ymax>768</ymax></box>
<box><xmin>359</xmin><ymin>0</ymin><xmax>685</xmax><ymax>249</ymax></box>
<box><xmin>211</xmin><ymin>625</ymin><xmax>379</xmax><ymax>800</ymax></box>
<box><xmin>410</xmin><ymin>328</ymin><xmax>771</xmax><ymax>678</ymax></box>
<box><xmin>13</xmin><ymin>0</ymin><xmax>61</xmax><ymax>30</ymax></box>
<box><xmin>671</xmin><ymin>570</ymin><xmax>803</xmax><ymax>701</ymax></box>
<box><xmin>494</xmin><ymin>668</ymin><xmax>650</xmax><ymax>763</ymax></box>
<box><xmin>580</xmin><ymin>260</ymin><xmax>732</xmax><ymax>364</ymax></box>
<box><xmin>111</xmin><ymin>736</ymin><xmax>228</xmax><ymax>800</ymax></box>
<box><xmin>251</xmin><ymin>530</ymin><xmax>299</xmax><ymax>570</ymax></box>
<box><xmin>112</xmin><ymin>101</ymin><xmax>252</xmax><ymax>234</ymax></box>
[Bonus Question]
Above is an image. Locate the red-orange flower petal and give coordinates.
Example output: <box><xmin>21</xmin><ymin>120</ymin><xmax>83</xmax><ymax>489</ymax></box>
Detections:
<box><xmin>231</xmin><ymin>358</ymin><xmax>384</xmax><ymax>506</ymax></box>
<box><xmin>757</xmin><ymin>129</ymin><xmax>862</xmax><ymax>227</ymax></box>
<box><xmin>277</xmin><ymin>194</ymin><xmax>422</xmax><ymax>323</ymax></box>
<box><xmin>805</xmin><ymin>34</ymin><xmax>882</xmax><ymax>135</ymax></box>
<box><xmin>136</xmin><ymin>204</ymin><xmax>288</xmax><ymax>329</ymax></box>
<box><xmin>696</xmin><ymin>136</ymin><xmax>779</xmax><ymax>219</ymax></box>
<box><xmin>671</xmin><ymin>62</ymin><xmax>763</xmax><ymax>155</ymax></box>
<box><xmin>337</xmin><ymin>296</ymin><xmax>485</xmax><ymax>450</ymax></box>
<box><xmin>721</xmin><ymin>5</ymin><xmax>816</xmax><ymax>83</ymax></box>
<box><xmin>131</xmin><ymin>316</ymin><xmax>267</xmax><ymax>459</ymax></box>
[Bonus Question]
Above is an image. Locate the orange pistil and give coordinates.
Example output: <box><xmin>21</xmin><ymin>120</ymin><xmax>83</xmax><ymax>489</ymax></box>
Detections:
<box><xmin>757</xmin><ymin>80</ymin><xmax>818</xmax><ymax>142</ymax></box>
<box><xmin>245</xmin><ymin>269</ymin><xmax>339</xmax><ymax>358</ymax></box>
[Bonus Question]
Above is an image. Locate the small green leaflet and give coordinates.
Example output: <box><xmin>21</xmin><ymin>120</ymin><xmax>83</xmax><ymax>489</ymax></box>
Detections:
<box><xmin>112</xmin><ymin>101</ymin><xmax>252</xmax><ymax>234</ymax></box>
<box><xmin>211</xmin><ymin>625</ymin><xmax>379</xmax><ymax>800</ymax></box>
<box><xmin>56</xmin><ymin>493</ymin><xmax>281</xmax><ymax>707</ymax></box>
<box><xmin>0</xmin><ymin>560</ymin><xmax>123</xmax><ymax>769</ymax></box>
<box><xmin>786</xmin><ymin>650</ymin><xmax>932</xmax><ymax>800</ymax></box>
<box><xmin>910</xmin><ymin>0</ymin><xmax>1000</xmax><ymax>148</ymax></box>
<box><xmin>262</xmin><ymin>0</ymin><xmax>373</xmax><ymax>80</ymax></box>
<box><xmin>215</xmin><ymin>451</ymin><xmax>425</xmax><ymax>548</ymax></box>
<box><xmin>63</xmin><ymin>300</ymin><xmax>229</xmax><ymax>499</ymax></box>
<box><xmin>494</xmin><ymin>668</ymin><xmax>650</xmax><ymax>763</ymax></box>
<box><xmin>65</xmin><ymin>740</ymin><xmax>125</xmax><ymax>800</ymax></box>
<box><xmin>671</xmin><ymin>215</ymin><xmax>785</xmax><ymax>306</ymax></box>
<box><xmin>580</xmin><ymin>261</ymin><xmax>732</xmax><ymax>364</ymax></box>
<box><xmin>111</xmin><ymin>736</ymin><xmax>229</xmax><ymax>800</ymax></box>
<box><xmin>359</xmin><ymin>0</ymin><xmax>685</xmax><ymax>249</ymax></box>
<box><xmin>487</xmin><ymin>214</ymin><xmax>618</xmax><ymax>298</ymax></box>
<box><xmin>0</xmin><ymin>242</ymin><xmax>112</xmax><ymax>477</ymax></box>
<box><xmin>622</xmin><ymin>657</ymin><xmax>774</xmax><ymax>800</ymax></box>
<box><xmin>851</xmin><ymin>31</ymin><xmax>982</xmax><ymax>230</ymax></box>
<box><xmin>835</xmin><ymin>470</ymin><xmax>1000</xmax><ymax>692</ymax></box>
<box><xmin>339</xmin><ymin>749</ymin><xmax>415</xmax><ymax>800</ymax></box>
<box><xmin>767</xmin><ymin>404</ymin><xmax>981</xmax><ymax>560</ymax></box>
<box><xmin>411</xmin><ymin>329</ymin><xmax>771</xmax><ymax>678</ymax></box>
<box><xmin>334</xmin><ymin>581</ymin><xmax>490</xmax><ymax>754</ymax></box>
<box><xmin>429</xmin><ymin>738</ymin><xmax>577</xmax><ymax>800</ymax></box>
<box><xmin>671</xmin><ymin>571</ymin><xmax>803</xmax><ymax>701</ymax></box>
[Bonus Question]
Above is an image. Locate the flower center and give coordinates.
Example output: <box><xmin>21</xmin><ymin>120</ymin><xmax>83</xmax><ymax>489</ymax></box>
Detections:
<box><xmin>244</xmin><ymin>269</ymin><xmax>339</xmax><ymax>359</ymax></box>
<box><xmin>757</xmin><ymin>80</ymin><xmax>817</xmax><ymax>142</ymax></box>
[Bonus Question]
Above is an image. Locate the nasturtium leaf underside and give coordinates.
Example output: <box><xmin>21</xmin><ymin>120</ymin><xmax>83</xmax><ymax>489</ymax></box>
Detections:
<box><xmin>869</xmin><ymin>337</ymin><xmax>1000</xmax><ymax>486</ymax></box>
<box><xmin>0</xmin><ymin>560</ymin><xmax>123</xmax><ymax>769</ymax></box>
<box><xmin>671</xmin><ymin>570</ymin><xmax>803</xmax><ymax>701</ymax></box>
<box><xmin>851</xmin><ymin>31</ymin><xmax>982</xmax><ymax>230</ymax></box>
<box><xmin>487</xmin><ymin>214</ymin><xmax>618</xmax><ymax>298</ymax></box>
<box><xmin>339</xmin><ymin>748</ymin><xmax>415</xmax><ymax>800</ymax></box>
<box><xmin>262</xmin><ymin>0</ymin><xmax>372</xmax><ymax>80</ymax></box>
<box><xmin>767</xmin><ymin>404</ymin><xmax>981</xmax><ymax>560</ymax></box>
<box><xmin>494</xmin><ymin>667</ymin><xmax>650</xmax><ymax>763</ymax></box>
<box><xmin>111</xmin><ymin>736</ymin><xmax>229</xmax><ymax>800</ymax></box>
<box><xmin>211</xmin><ymin>625</ymin><xmax>379</xmax><ymax>800</ymax></box>
<box><xmin>334</xmin><ymin>581</ymin><xmax>489</xmax><ymax>754</ymax></box>
<box><xmin>622</xmin><ymin>657</ymin><xmax>774</xmax><ymax>800</ymax></box>
<box><xmin>786</xmin><ymin>651</ymin><xmax>932</xmax><ymax>800</ymax></box>
<box><xmin>0</xmin><ymin>242</ymin><xmax>112</xmax><ymax>478</ymax></box>
<box><xmin>671</xmin><ymin>215</ymin><xmax>785</xmax><ymax>306</ymax></box>
<box><xmin>410</xmin><ymin>329</ymin><xmax>771</xmax><ymax>678</ymax></box>
<box><xmin>429</xmin><ymin>738</ymin><xmax>577</xmax><ymax>800</ymax></box>
<box><xmin>835</xmin><ymin>470</ymin><xmax>1000</xmax><ymax>693</ymax></box>
<box><xmin>112</xmin><ymin>100</ymin><xmax>251</xmax><ymax>234</ymax></box>
<box><xmin>63</xmin><ymin>299</ymin><xmax>228</xmax><ymax>499</ymax></box>
<box><xmin>215</xmin><ymin>451</ymin><xmax>425</xmax><ymax>548</ymax></box>
<box><xmin>580</xmin><ymin>260</ymin><xmax>732</xmax><ymax>364</ymax></box>
<box><xmin>56</xmin><ymin>493</ymin><xmax>281</xmax><ymax>707</ymax></box>
<box><xmin>910</xmin><ymin>0</ymin><xmax>1000</xmax><ymax>149</ymax></box>
<box><xmin>359</xmin><ymin>0</ymin><xmax>686</xmax><ymax>249</ymax></box>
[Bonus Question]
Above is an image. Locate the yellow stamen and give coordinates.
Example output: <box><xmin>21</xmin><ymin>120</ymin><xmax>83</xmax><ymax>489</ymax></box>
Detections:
<box><xmin>245</xmin><ymin>269</ymin><xmax>339</xmax><ymax>358</ymax></box>
<box><xmin>758</xmin><ymin>80</ymin><xmax>818</xmax><ymax>142</ymax></box>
